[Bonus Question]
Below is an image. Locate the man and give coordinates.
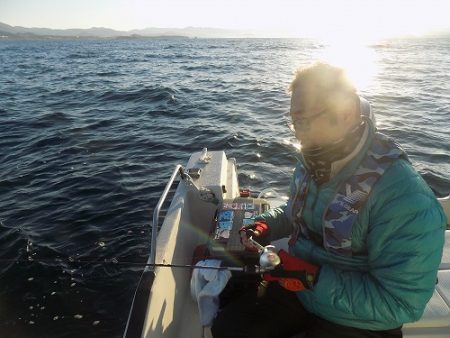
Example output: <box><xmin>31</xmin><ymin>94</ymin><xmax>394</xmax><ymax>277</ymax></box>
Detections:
<box><xmin>211</xmin><ymin>62</ymin><xmax>446</xmax><ymax>338</ymax></box>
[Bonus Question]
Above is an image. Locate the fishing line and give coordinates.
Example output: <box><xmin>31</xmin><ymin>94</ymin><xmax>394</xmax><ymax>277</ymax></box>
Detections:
<box><xmin>0</xmin><ymin>258</ymin><xmax>262</xmax><ymax>272</ymax></box>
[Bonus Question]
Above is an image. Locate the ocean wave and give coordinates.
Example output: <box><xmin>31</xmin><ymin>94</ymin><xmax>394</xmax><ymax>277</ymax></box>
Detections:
<box><xmin>97</xmin><ymin>86</ymin><xmax>177</xmax><ymax>104</ymax></box>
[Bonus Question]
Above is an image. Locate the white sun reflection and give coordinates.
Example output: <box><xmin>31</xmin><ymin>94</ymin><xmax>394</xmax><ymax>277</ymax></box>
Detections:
<box><xmin>316</xmin><ymin>41</ymin><xmax>380</xmax><ymax>92</ymax></box>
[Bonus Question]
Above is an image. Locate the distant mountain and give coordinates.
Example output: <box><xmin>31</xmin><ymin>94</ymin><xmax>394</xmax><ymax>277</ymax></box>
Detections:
<box><xmin>0</xmin><ymin>22</ymin><xmax>137</xmax><ymax>39</ymax></box>
<box><xmin>2</xmin><ymin>22</ymin><xmax>448</xmax><ymax>40</ymax></box>
<box><xmin>128</xmin><ymin>26</ymin><xmax>265</xmax><ymax>38</ymax></box>
<box><xmin>0</xmin><ymin>22</ymin><xmax>120</xmax><ymax>37</ymax></box>
<box><xmin>0</xmin><ymin>22</ymin><xmax>274</xmax><ymax>39</ymax></box>
<box><xmin>425</xmin><ymin>27</ymin><xmax>450</xmax><ymax>38</ymax></box>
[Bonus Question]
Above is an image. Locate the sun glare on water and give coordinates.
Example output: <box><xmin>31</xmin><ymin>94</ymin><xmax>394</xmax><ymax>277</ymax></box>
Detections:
<box><xmin>282</xmin><ymin>2</ymin><xmax>388</xmax><ymax>92</ymax></box>
<box><xmin>316</xmin><ymin>41</ymin><xmax>380</xmax><ymax>92</ymax></box>
<box><xmin>280</xmin><ymin>0</ymin><xmax>447</xmax><ymax>93</ymax></box>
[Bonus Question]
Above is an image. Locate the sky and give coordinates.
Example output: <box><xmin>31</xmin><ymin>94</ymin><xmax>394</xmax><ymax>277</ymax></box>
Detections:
<box><xmin>1</xmin><ymin>0</ymin><xmax>449</xmax><ymax>40</ymax></box>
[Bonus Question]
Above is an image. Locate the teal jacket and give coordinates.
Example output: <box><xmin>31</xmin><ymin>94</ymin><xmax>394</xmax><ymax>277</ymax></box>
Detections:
<box><xmin>258</xmin><ymin>123</ymin><xmax>447</xmax><ymax>330</ymax></box>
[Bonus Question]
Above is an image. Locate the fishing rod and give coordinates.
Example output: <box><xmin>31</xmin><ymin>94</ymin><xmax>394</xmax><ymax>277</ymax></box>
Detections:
<box><xmin>2</xmin><ymin>237</ymin><xmax>280</xmax><ymax>273</ymax></box>
<box><xmin>0</xmin><ymin>257</ymin><xmax>267</xmax><ymax>273</ymax></box>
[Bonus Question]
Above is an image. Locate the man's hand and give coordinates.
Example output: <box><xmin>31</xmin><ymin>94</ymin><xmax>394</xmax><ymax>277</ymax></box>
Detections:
<box><xmin>239</xmin><ymin>220</ymin><xmax>270</xmax><ymax>251</ymax></box>
<box><xmin>263</xmin><ymin>250</ymin><xmax>320</xmax><ymax>291</ymax></box>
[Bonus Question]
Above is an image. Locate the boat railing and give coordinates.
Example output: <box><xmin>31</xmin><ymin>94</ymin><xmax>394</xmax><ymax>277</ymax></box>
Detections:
<box><xmin>150</xmin><ymin>164</ymin><xmax>183</xmax><ymax>266</ymax></box>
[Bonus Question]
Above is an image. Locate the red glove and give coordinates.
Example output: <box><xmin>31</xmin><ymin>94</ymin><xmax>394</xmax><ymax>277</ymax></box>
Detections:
<box><xmin>239</xmin><ymin>220</ymin><xmax>270</xmax><ymax>251</ymax></box>
<box><xmin>263</xmin><ymin>250</ymin><xmax>320</xmax><ymax>291</ymax></box>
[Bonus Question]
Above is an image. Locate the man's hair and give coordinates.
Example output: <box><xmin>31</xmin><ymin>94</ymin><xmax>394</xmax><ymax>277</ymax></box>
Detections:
<box><xmin>289</xmin><ymin>62</ymin><xmax>359</xmax><ymax>120</ymax></box>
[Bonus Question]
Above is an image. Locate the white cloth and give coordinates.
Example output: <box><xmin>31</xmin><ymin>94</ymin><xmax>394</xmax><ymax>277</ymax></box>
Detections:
<box><xmin>190</xmin><ymin>259</ymin><xmax>232</xmax><ymax>327</ymax></box>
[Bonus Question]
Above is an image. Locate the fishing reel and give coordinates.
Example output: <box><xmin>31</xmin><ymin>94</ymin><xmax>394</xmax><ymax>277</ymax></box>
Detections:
<box><xmin>248</xmin><ymin>237</ymin><xmax>281</xmax><ymax>270</ymax></box>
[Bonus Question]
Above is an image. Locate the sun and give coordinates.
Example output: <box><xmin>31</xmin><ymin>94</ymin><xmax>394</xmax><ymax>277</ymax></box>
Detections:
<box><xmin>314</xmin><ymin>40</ymin><xmax>380</xmax><ymax>92</ymax></box>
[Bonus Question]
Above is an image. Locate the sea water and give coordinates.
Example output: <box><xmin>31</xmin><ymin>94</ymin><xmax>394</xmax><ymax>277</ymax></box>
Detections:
<box><xmin>0</xmin><ymin>37</ymin><xmax>449</xmax><ymax>337</ymax></box>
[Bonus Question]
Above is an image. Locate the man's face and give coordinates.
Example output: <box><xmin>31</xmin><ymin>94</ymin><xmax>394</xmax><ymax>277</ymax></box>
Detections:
<box><xmin>290</xmin><ymin>86</ymin><xmax>354</xmax><ymax>149</ymax></box>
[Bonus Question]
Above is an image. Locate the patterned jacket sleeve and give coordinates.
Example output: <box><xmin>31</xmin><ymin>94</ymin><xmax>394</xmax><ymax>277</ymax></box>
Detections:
<box><xmin>254</xmin><ymin>162</ymin><xmax>303</xmax><ymax>240</ymax></box>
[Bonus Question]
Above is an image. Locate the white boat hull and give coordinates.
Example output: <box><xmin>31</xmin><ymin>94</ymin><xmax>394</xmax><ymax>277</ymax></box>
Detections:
<box><xmin>124</xmin><ymin>150</ymin><xmax>450</xmax><ymax>338</ymax></box>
